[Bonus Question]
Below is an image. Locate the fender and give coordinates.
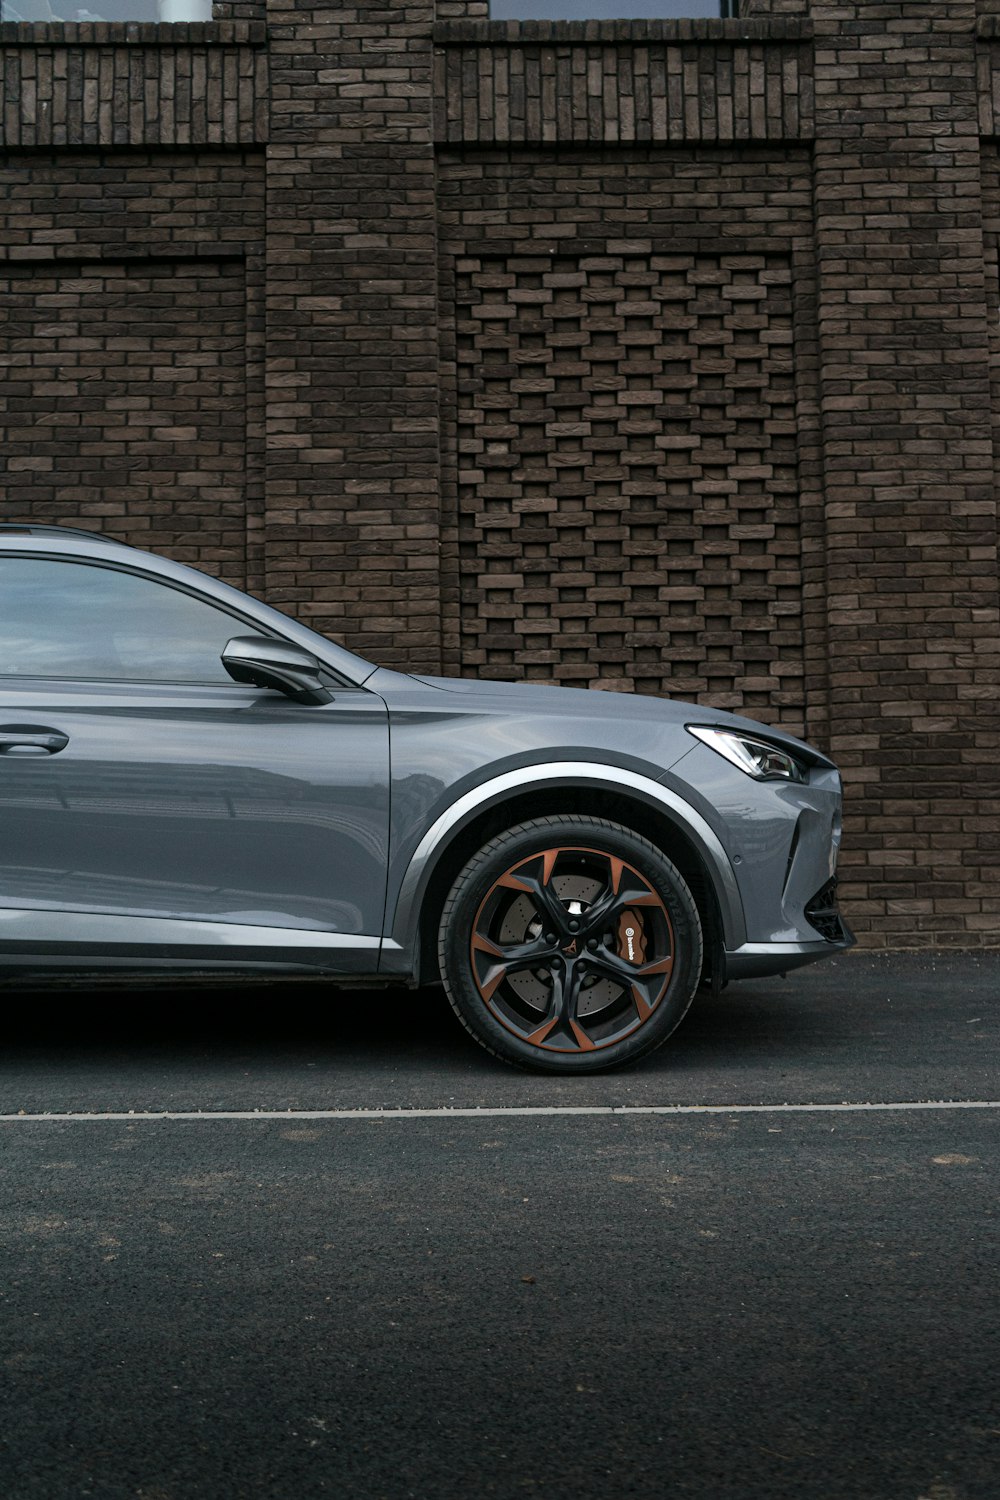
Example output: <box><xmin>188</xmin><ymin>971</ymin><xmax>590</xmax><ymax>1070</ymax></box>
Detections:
<box><xmin>380</xmin><ymin>761</ymin><xmax>746</xmax><ymax>974</ymax></box>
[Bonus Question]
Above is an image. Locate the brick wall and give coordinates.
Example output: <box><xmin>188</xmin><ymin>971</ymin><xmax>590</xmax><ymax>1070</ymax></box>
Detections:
<box><xmin>807</xmin><ymin>0</ymin><xmax>1000</xmax><ymax>946</ymax></box>
<box><xmin>0</xmin><ymin>258</ymin><xmax>251</xmax><ymax>581</ymax></box>
<box><xmin>439</xmin><ymin>149</ymin><xmax>813</xmax><ymax>735</ymax></box>
<box><xmin>262</xmin><ymin>0</ymin><xmax>441</xmax><ymax>670</ymax></box>
<box><xmin>0</xmin><ymin>150</ymin><xmax>266</xmax><ymax>584</ymax></box>
<box><xmin>433</xmin><ymin>18</ymin><xmax>813</xmax><ymax>144</ymax></box>
<box><xmin>0</xmin><ymin>0</ymin><xmax>998</xmax><ymax>947</ymax></box>
<box><xmin>450</xmin><ymin>244</ymin><xmax>803</xmax><ymax>710</ymax></box>
<box><xmin>0</xmin><ymin>22</ymin><xmax>266</xmax><ymax>146</ymax></box>
<box><xmin>434</xmin><ymin>2</ymin><xmax>999</xmax><ymax>948</ymax></box>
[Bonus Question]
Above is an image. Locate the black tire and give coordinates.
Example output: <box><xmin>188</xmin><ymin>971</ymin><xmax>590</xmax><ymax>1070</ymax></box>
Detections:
<box><xmin>437</xmin><ymin>815</ymin><xmax>703</xmax><ymax>1073</ymax></box>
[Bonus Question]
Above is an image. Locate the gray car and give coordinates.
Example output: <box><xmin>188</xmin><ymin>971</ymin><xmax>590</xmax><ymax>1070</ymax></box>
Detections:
<box><xmin>0</xmin><ymin>524</ymin><xmax>852</xmax><ymax>1072</ymax></box>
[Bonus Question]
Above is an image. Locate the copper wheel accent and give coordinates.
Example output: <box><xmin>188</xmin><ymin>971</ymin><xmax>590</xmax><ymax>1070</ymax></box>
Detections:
<box><xmin>469</xmin><ymin>845</ymin><xmax>676</xmax><ymax>1055</ymax></box>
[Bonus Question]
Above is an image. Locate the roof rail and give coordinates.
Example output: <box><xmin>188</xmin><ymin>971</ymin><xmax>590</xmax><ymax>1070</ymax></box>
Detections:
<box><xmin>0</xmin><ymin>524</ymin><xmax>130</xmax><ymax>543</ymax></box>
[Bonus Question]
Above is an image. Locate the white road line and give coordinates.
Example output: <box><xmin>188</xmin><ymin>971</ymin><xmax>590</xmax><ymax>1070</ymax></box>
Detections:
<box><xmin>1</xmin><ymin>1100</ymin><xmax>999</xmax><ymax>1122</ymax></box>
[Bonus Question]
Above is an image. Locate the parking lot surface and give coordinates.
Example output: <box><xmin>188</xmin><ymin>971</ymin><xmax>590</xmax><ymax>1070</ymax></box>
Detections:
<box><xmin>2</xmin><ymin>952</ymin><xmax>998</xmax><ymax>1499</ymax></box>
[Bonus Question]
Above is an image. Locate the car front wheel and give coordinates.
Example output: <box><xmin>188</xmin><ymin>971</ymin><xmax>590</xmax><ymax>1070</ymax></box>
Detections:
<box><xmin>438</xmin><ymin>815</ymin><xmax>703</xmax><ymax>1073</ymax></box>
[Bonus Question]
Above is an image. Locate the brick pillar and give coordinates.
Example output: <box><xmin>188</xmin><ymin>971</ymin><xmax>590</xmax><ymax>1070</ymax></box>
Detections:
<box><xmin>811</xmin><ymin>0</ymin><xmax>1000</xmax><ymax>944</ymax></box>
<box><xmin>264</xmin><ymin>0</ymin><xmax>441</xmax><ymax>673</ymax></box>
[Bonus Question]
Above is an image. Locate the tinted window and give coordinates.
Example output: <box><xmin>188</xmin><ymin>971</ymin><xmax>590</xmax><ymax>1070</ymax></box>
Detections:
<box><xmin>0</xmin><ymin>557</ymin><xmax>250</xmax><ymax>684</ymax></box>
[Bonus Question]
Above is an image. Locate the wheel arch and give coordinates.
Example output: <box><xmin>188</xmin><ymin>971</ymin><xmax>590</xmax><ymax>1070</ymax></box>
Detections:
<box><xmin>383</xmin><ymin>764</ymin><xmax>744</xmax><ymax>986</ymax></box>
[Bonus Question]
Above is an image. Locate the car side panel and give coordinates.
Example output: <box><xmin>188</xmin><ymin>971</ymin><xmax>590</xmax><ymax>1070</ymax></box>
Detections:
<box><xmin>0</xmin><ymin>910</ymin><xmax>382</xmax><ymax>974</ymax></box>
<box><xmin>0</xmin><ymin>679</ymin><xmax>390</xmax><ymax>959</ymax></box>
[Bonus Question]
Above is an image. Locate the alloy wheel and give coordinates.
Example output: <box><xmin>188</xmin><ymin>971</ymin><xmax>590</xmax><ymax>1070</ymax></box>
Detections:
<box><xmin>469</xmin><ymin>844</ymin><xmax>675</xmax><ymax>1055</ymax></box>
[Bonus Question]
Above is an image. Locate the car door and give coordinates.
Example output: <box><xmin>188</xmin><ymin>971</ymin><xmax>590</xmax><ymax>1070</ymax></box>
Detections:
<box><xmin>0</xmin><ymin>552</ymin><xmax>390</xmax><ymax>971</ymax></box>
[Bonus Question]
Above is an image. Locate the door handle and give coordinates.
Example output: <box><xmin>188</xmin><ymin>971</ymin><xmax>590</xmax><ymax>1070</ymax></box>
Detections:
<box><xmin>0</xmin><ymin>723</ymin><xmax>70</xmax><ymax>756</ymax></box>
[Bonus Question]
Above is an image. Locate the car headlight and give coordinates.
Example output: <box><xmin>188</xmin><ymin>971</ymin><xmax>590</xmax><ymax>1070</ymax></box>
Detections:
<box><xmin>686</xmin><ymin>724</ymin><xmax>807</xmax><ymax>783</ymax></box>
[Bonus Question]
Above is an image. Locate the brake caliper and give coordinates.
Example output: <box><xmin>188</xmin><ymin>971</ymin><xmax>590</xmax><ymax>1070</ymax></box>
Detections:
<box><xmin>616</xmin><ymin>910</ymin><xmax>647</xmax><ymax>966</ymax></box>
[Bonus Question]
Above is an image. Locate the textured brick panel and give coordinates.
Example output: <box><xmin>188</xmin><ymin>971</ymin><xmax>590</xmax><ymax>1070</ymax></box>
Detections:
<box><xmin>0</xmin><ymin>259</ymin><xmax>251</xmax><ymax>584</ymax></box>
<box><xmin>450</xmin><ymin>248</ymin><xmax>804</xmax><ymax>713</ymax></box>
<box><xmin>0</xmin><ymin>23</ymin><xmax>267</xmax><ymax>146</ymax></box>
<box><xmin>439</xmin><ymin>144</ymin><xmax>819</xmax><ymax>734</ymax></box>
<box><xmin>433</xmin><ymin>21</ymin><xmax>814</xmax><ymax>145</ymax></box>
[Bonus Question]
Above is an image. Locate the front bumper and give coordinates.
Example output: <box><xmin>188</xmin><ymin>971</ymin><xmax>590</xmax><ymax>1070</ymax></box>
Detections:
<box><xmin>663</xmin><ymin>743</ymin><xmax>848</xmax><ymax>954</ymax></box>
<box><xmin>724</xmin><ymin>922</ymin><xmax>856</xmax><ymax>983</ymax></box>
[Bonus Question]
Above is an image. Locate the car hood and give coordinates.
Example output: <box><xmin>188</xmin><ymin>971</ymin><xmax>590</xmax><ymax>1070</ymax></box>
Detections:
<box><xmin>398</xmin><ymin>673</ymin><xmax>829</xmax><ymax>764</ymax></box>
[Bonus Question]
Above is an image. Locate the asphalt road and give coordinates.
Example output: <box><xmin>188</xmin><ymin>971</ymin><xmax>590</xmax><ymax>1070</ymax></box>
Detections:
<box><xmin>2</xmin><ymin>952</ymin><xmax>998</xmax><ymax>1500</ymax></box>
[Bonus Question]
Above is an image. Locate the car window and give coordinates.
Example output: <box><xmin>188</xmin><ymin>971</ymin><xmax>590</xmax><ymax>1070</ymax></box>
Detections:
<box><xmin>0</xmin><ymin>556</ymin><xmax>255</xmax><ymax>684</ymax></box>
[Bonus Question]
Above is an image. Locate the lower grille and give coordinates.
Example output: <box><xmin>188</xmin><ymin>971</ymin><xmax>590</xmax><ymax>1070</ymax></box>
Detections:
<box><xmin>804</xmin><ymin>879</ymin><xmax>847</xmax><ymax>943</ymax></box>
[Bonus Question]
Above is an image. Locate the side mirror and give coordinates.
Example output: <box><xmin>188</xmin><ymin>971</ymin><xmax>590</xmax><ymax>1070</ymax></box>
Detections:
<box><xmin>222</xmin><ymin>636</ymin><xmax>334</xmax><ymax>705</ymax></box>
